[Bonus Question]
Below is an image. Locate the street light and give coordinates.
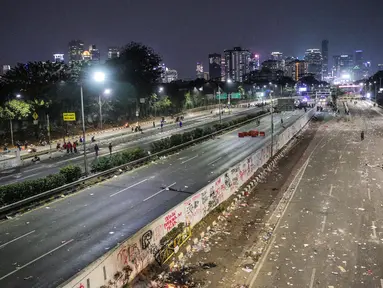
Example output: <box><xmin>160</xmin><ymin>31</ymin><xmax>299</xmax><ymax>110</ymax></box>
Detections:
<box><xmin>9</xmin><ymin>94</ymin><xmax>22</xmax><ymax>146</ymax></box>
<box><xmin>99</xmin><ymin>88</ymin><xmax>112</xmax><ymax>130</ymax></box>
<box><xmin>80</xmin><ymin>71</ymin><xmax>107</xmax><ymax>175</ymax></box>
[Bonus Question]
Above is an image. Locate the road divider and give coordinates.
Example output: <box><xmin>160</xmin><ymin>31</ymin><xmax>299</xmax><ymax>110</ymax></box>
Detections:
<box><xmin>59</xmin><ymin>108</ymin><xmax>315</xmax><ymax>288</ymax></box>
<box><xmin>0</xmin><ymin>112</ymin><xmax>269</xmax><ymax>217</ymax></box>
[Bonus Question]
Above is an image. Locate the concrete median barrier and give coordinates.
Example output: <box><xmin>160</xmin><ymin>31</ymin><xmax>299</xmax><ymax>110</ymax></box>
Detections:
<box><xmin>59</xmin><ymin>109</ymin><xmax>315</xmax><ymax>288</ymax></box>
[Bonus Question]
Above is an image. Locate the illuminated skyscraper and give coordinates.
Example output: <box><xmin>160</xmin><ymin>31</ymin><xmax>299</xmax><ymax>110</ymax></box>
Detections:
<box><xmin>108</xmin><ymin>47</ymin><xmax>120</xmax><ymax>59</ymax></box>
<box><xmin>196</xmin><ymin>62</ymin><xmax>204</xmax><ymax>79</ymax></box>
<box><xmin>321</xmin><ymin>40</ymin><xmax>329</xmax><ymax>78</ymax></box>
<box><xmin>53</xmin><ymin>54</ymin><xmax>64</xmax><ymax>62</ymax></box>
<box><xmin>89</xmin><ymin>45</ymin><xmax>100</xmax><ymax>63</ymax></box>
<box><xmin>304</xmin><ymin>49</ymin><xmax>323</xmax><ymax>80</ymax></box>
<box><xmin>208</xmin><ymin>53</ymin><xmax>222</xmax><ymax>80</ymax></box>
<box><xmin>68</xmin><ymin>40</ymin><xmax>84</xmax><ymax>62</ymax></box>
<box><xmin>224</xmin><ymin>47</ymin><xmax>251</xmax><ymax>82</ymax></box>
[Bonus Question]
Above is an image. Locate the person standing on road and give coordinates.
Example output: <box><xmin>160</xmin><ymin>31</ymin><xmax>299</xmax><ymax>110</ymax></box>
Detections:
<box><xmin>153</xmin><ymin>121</ymin><xmax>155</xmax><ymax>128</ymax></box>
<box><xmin>361</xmin><ymin>131</ymin><xmax>365</xmax><ymax>141</ymax></box>
<box><xmin>108</xmin><ymin>142</ymin><xmax>112</xmax><ymax>155</ymax></box>
<box><xmin>73</xmin><ymin>141</ymin><xmax>77</xmax><ymax>153</ymax></box>
<box><xmin>94</xmin><ymin>143</ymin><xmax>99</xmax><ymax>157</ymax></box>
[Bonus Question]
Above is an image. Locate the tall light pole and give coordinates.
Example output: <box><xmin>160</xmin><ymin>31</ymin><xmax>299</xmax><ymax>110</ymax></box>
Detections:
<box><xmin>99</xmin><ymin>88</ymin><xmax>111</xmax><ymax>130</ymax></box>
<box><xmin>270</xmin><ymin>91</ymin><xmax>274</xmax><ymax>157</ymax></box>
<box><xmin>80</xmin><ymin>84</ymin><xmax>88</xmax><ymax>175</ymax></box>
<box><xmin>8</xmin><ymin>94</ymin><xmax>22</xmax><ymax>147</ymax></box>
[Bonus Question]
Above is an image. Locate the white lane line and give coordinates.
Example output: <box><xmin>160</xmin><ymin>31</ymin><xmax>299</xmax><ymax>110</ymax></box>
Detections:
<box><xmin>339</xmin><ymin>154</ymin><xmax>342</xmax><ymax>160</ymax></box>
<box><xmin>110</xmin><ymin>179</ymin><xmax>149</xmax><ymax>197</ymax></box>
<box><xmin>0</xmin><ymin>230</ymin><xmax>36</xmax><ymax>249</ymax></box>
<box><xmin>368</xmin><ymin>188</ymin><xmax>371</xmax><ymax>201</ymax></box>
<box><xmin>0</xmin><ymin>238</ymin><xmax>74</xmax><ymax>281</ymax></box>
<box><xmin>24</xmin><ymin>166</ymin><xmax>45</xmax><ymax>173</ymax></box>
<box><xmin>329</xmin><ymin>184</ymin><xmax>333</xmax><ymax>196</ymax></box>
<box><xmin>380</xmin><ymin>279</ymin><xmax>383</xmax><ymax>288</ymax></box>
<box><xmin>143</xmin><ymin>182</ymin><xmax>177</xmax><ymax>202</ymax></box>
<box><xmin>8</xmin><ymin>173</ymin><xmax>41</xmax><ymax>184</ymax></box>
<box><xmin>181</xmin><ymin>155</ymin><xmax>198</xmax><ymax>164</ymax></box>
<box><xmin>334</xmin><ymin>168</ymin><xmax>337</xmax><ymax>175</ymax></box>
<box><xmin>372</xmin><ymin>221</ymin><xmax>377</xmax><ymax>239</ymax></box>
<box><xmin>208</xmin><ymin>157</ymin><xmax>222</xmax><ymax>166</ymax></box>
<box><xmin>321</xmin><ymin>215</ymin><xmax>327</xmax><ymax>233</ymax></box>
<box><xmin>309</xmin><ymin>268</ymin><xmax>316</xmax><ymax>288</ymax></box>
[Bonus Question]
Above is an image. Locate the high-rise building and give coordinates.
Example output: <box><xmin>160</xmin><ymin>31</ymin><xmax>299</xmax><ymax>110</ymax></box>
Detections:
<box><xmin>304</xmin><ymin>49</ymin><xmax>323</xmax><ymax>80</ymax></box>
<box><xmin>203</xmin><ymin>72</ymin><xmax>210</xmax><ymax>81</ymax></box>
<box><xmin>53</xmin><ymin>54</ymin><xmax>64</xmax><ymax>63</ymax></box>
<box><xmin>208</xmin><ymin>53</ymin><xmax>222</xmax><ymax>80</ymax></box>
<box><xmin>354</xmin><ymin>50</ymin><xmax>364</xmax><ymax>80</ymax></box>
<box><xmin>270</xmin><ymin>52</ymin><xmax>283</xmax><ymax>61</ymax></box>
<box><xmin>285</xmin><ymin>60</ymin><xmax>308</xmax><ymax>81</ymax></box>
<box><xmin>220</xmin><ymin>56</ymin><xmax>226</xmax><ymax>81</ymax></box>
<box><xmin>321</xmin><ymin>40</ymin><xmax>329</xmax><ymax>79</ymax></box>
<box><xmin>89</xmin><ymin>45</ymin><xmax>100</xmax><ymax>63</ymax></box>
<box><xmin>378</xmin><ymin>64</ymin><xmax>383</xmax><ymax>71</ymax></box>
<box><xmin>224</xmin><ymin>46</ymin><xmax>251</xmax><ymax>82</ymax></box>
<box><xmin>108</xmin><ymin>47</ymin><xmax>120</xmax><ymax>59</ymax></box>
<box><xmin>1</xmin><ymin>65</ymin><xmax>11</xmax><ymax>75</ymax></box>
<box><xmin>68</xmin><ymin>40</ymin><xmax>84</xmax><ymax>62</ymax></box>
<box><xmin>249</xmin><ymin>53</ymin><xmax>260</xmax><ymax>71</ymax></box>
<box><xmin>196</xmin><ymin>62</ymin><xmax>204</xmax><ymax>79</ymax></box>
<box><xmin>261</xmin><ymin>60</ymin><xmax>283</xmax><ymax>71</ymax></box>
<box><xmin>82</xmin><ymin>50</ymin><xmax>91</xmax><ymax>61</ymax></box>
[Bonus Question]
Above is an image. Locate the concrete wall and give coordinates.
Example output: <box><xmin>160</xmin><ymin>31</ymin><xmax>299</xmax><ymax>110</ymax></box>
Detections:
<box><xmin>60</xmin><ymin>109</ymin><xmax>315</xmax><ymax>288</ymax></box>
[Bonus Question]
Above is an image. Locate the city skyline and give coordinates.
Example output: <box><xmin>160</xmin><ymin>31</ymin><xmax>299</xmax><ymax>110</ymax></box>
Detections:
<box><xmin>1</xmin><ymin>0</ymin><xmax>382</xmax><ymax>78</ymax></box>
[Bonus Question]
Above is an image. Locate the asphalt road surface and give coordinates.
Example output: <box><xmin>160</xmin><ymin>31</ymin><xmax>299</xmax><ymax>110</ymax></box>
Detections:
<box><xmin>248</xmin><ymin>100</ymin><xmax>383</xmax><ymax>287</ymax></box>
<box><xmin>0</xmin><ymin>107</ymin><xmax>261</xmax><ymax>185</ymax></box>
<box><xmin>0</xmin><ymin>109</ymin><xmax>304</xmax><ymax>288</ymax></box>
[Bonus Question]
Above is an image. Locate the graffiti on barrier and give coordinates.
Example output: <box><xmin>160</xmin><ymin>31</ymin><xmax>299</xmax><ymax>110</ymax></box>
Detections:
<box><xmin>214</xmin><ymin>177</ymin><xmax>225</xmax><ymax>201</ymax></box>
<box><xmin>164</xmin><ymin>210</ymin><xmax>182</xmax><ymax>232</ymax></box>
<box><xmin>140</xmin><ymin>229</ymin><xmax>159</xmax><ymax>256</ymax></box>
<box><xmin>184</xmin><ymin>194</ymin><xmax>202</xmax><ymax>225</ymax></box>
<box><xmin>117</xmin><ymin>243</ymin><xmax>148</xmax><ymax>271</ymax></box>
<box><xmin>229</xmin><ymin>165</ymin><xmax>239</xmax><ymax>191</ymax></box>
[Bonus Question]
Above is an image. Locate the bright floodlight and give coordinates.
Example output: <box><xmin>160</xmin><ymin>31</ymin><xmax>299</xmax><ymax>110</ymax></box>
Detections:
<box><xmin>16</xmin><ymin>94</ymin><xmax>21</xmax><ymax>98</ymax></box>
<box><xmin>159</xmin><ymin>87</ymin><xmax>164</xmax><ymax>92</ymax></box>
<box><xmin>227</xmin><ymin>79</ymin><xmax>232</xmax><ymax>83</ymax></box>
<box><xmin>366</xmin><ymin>93</ymin><xmax>371</xmax><ymax>99</ymax></box>
<box><xmin>104</xmin><ymin>89</ymin><xmax>111</xmax><ymax>95</ymax></box>
<box><xmin>94</xmin><ymin>72</ymin><xmax>105</xmax><ymax>82</ymax></box>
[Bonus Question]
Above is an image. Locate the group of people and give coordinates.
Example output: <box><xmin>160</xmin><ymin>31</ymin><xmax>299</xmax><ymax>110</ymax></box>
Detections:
<box><xmin>57</xmin><ymin>141</ymin><xmax>78</xmax><ymax>154</ymax></box>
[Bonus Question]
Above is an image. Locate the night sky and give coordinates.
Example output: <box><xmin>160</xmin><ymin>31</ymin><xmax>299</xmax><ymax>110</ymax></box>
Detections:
<box><xmin>1</xmin><ymin>0</ymin><xmax>382</xmax><ymax>78</ymax></box>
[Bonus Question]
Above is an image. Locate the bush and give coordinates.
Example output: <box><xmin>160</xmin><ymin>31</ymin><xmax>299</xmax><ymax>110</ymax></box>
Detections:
<box><xmin>91</xmin><ymin>147</ymin><xmax>146</xmax><ymax>173</ymax></box>
<box><xmin>0</xmin><ymin>169</ymin><xmax>71</xmax><ymax>206</ymax></box>
<box><xmin>150</xmin><ymin>112</ymin><xmax>266</xmax><ymax>154</ymax></box>
<box><xmin>60</xmin><ymin>165</ymin><xmax>82</xmax><ymax>183</ymax></box>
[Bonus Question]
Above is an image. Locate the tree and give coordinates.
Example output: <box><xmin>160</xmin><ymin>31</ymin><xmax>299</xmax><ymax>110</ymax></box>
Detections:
<box><xmin>0</xmin><ymin>99</ymin><xmax>31</xmax><ymax>120</ymax></box>
<box><xmin>107</xmin><ymin>42</ymin><xmax>163</xmax><ymax>117</ymax></box>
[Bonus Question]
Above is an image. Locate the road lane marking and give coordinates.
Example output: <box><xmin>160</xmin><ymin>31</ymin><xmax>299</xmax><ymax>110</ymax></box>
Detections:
<box><xmin>329</xmin><ymin>184</ymin><xmax>333</xmax><ymax>196</ymax></box>
<box><xmin>380</xmin><ymin>279</ymin><xmax>383</xmax><ymax>288</ymax></box>
<box><xmin>0</xmin><ymin>238</ymin><xmax>74</xmax><ymax>281</ymax></box>
<box><xmin>143</xmin><ymin>182</ymin><xmax>177</xmax><ymax>202</ymax></box>
<box><xmin>8</xmin><ymin>173</ymin><xmax>41</xmax><ymax>184</ymax></box>
<box><xmin>208</xmin><ymin>157</ymin><xmax>222</xmax><ymax>166</ymax></box>
<box><xmin>339</xmin><ymin>154</ymin><xmax>342</xmax><ymax>160</ymax></box>
<box><xmin>334</xmin><ymin>168</ymin><xmax>337</xmax><ymax>175</ymax></box>
<box><xmin>24</xmin><ymin>166</ymin><xmax>45</xmax><ymax>173</ymax></box>
<box><xmin>248</xmin><ymin>157</ymin><xmax>310</xmax><ymax>286</ymax></box>
<box><xmin>368</xmin><ymin>188</ymin><xmax>371</xmax><ymax>200</ymax></box>
<box><xmin>0</xmin><ymin>230</ymin><xmax>36</xmax><ymax>249</ymax></box>
<box><xmin>181</xmin><ymin>155</ymin><xmax>198</xmax><ymax>164</ymax></box>
<box><xmin>309</xmin><ymin>268</ymin><xmax>316</xmax><ymax>288</ymax></box>
<box><xmin>372</xmin><ymin>221</ymin><xmax>377</xmax><ymax>239</ymax></box>
<box><xmin>321</xmin><ymin>215</ymin><xmax>327</xmax><ymax>233</ymax></box>
<box><xmin>110</xmin><ymin>179</ymin><xmax>149</xmax><ymax>197</ymax></box>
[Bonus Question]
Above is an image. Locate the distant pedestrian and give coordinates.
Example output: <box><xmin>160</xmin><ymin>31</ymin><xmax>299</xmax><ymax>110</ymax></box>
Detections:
<box><xmin>361</xmin><ymin>131</ymin><xmax>365</xmax><ymax>141</ymax></box>
<box><xmin>153</xmin><ymin>121</ymin><xmax>155</xmax><ymax>128</ymax></box>
<box><xmin>73</xmin><ymin>141</ymin><xmax>77</xmax><ymax>153</ymax></box>
<box><xmin>66</xmin><ymin>142</ymin><xmax>70</xmax><ymax>153</ymax></box>
<box><xmin>94</xmin><ymin>144</ymin><xmax>99</xmax><ymax>157</ymax></box>
<box><xmin>108</xmin><ymin>142</ymin><xmax>112</xmax><ymax>155</ymax></box>
<box><xmin>179</xmin><ymin>121</ymin><xmax>183</xmax><ymax>128</ymax></box>
<box><xmin>69</xmin><ymin>141</ymin><xmax>73</xmax><ymax>153</ymax></box>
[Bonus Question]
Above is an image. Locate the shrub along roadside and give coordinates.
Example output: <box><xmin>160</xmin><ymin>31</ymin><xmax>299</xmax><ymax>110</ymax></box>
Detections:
<box><xmin>0</xmin><ymin>165</ymin><xmax>82</xmax><ymax>206</ymax></box>
<box><xmin>151</xmin><ymin>111</ymin><xmax>266</xmax><ymax>153</ymax></box>
<box><xmin>91</xmin><ymin>147</ymin><xmax>146</xmax><ymax>173</ymax></box>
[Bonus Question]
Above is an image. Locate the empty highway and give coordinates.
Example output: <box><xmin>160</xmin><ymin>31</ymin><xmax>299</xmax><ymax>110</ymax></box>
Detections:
<box><xmin>0</xmin><ymin>110</ymin><xmax>304</xmax><ymax>288</ymax></box>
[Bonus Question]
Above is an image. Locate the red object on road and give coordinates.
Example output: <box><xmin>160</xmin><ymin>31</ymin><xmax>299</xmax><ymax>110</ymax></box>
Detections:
<box><xmin>238</xmin><ymin>132</ymin><xmax>245</xmax><ymax>138</ymax></box>
<box><xmin>250</xmin><ymin>130</ymin><xmax>259</xmax><ymax>137</ymax></box>
<box><xmin>259</xmin><ymin>131</ymin><xmax>265</xmax><ymax>136</ymax></box>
